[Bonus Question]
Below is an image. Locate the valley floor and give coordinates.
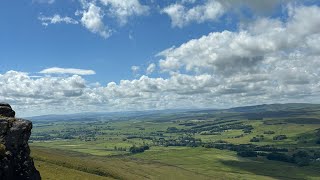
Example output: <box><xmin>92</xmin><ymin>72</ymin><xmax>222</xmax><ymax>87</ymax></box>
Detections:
<box><xmin>29</xmin><ymin>104</ymin><xmax>320</xmax><ymax>179</ymax></box>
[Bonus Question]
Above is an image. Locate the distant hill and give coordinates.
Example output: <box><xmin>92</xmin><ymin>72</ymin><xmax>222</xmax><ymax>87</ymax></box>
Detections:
<box><xmin>229</xmin><ymin>103</ymin><xmax>320</xmax><ymax>113</ymax></box>
<box><xmin>27</xmin><ymin>103</ymin><xmax>320</xmax><ymax>123</ymax></box>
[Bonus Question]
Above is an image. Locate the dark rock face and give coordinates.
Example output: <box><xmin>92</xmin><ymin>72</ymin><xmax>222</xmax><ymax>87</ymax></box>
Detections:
<box><xmin>0</xmin><ymin>103</ymin><xmax>15</xmax><ymax>118</ymax></box>
<box><xmin>0</xmin><ymin>104</ymin><xmax>41</xmax><ymax>180</ymax></box>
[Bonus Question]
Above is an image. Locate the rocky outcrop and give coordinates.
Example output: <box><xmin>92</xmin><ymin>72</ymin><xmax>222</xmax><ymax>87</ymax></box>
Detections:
<box><xmin>0</xmin><ymin>103</ymin><xmax>15</xmax><ymax>118</ymax></box>
<box><xmin>0</xmin><ymin>103</ymin><xmax>41</xmax><ymax>180</ymax></box>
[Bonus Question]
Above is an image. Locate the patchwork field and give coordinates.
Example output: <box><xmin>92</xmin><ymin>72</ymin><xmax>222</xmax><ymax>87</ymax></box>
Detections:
<box><xmin>30</xmin><ymin>104</ymin><xmax>320</xmax><ymax>179</ymax></box>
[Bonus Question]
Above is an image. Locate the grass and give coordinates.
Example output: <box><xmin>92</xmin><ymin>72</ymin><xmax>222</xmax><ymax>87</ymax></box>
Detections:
<box><xmin>134</xmin><ymin>146</ymin><xmax>320</xmax><ymax>180</ymax></box>
<box><xmin>34</xmin><ymin>160</ymin><xmax>112</xmax><ymax>180</ymax></box>
<box><xmin>31</xmin><ymin>146</ymin><xmax>320</xmax><ymax>180</ymax></box>
<box><xmin>0</xmin><ymin>143</ymin><xmax>6</xmax><ymax>157</ymax></box>
<box><xmin>31</xmin><ymin>146</ymin><xmax>209</xmax><ymax>180</ymax></box>
<box><xmin>29</xmin><ymin>105</ymin><xmax>320</xmax><ymax>179</ymax></box>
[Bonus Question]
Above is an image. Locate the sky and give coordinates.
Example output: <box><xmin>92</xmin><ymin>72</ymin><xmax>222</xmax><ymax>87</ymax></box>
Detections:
<box><xmin>1</xmin><ymin>0</ymin><xmax>320</xmax><ymax>117</ymax></box>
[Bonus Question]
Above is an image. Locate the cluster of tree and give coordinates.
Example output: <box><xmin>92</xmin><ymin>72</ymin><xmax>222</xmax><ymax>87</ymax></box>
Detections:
<box><xmin>237</xmin><ymin>151</ymin><xmax>258</xmax><ymax>157</ymax></box>
<box><xmin>179</xmin><ymin>122</ymin><xmax>197</xmax><ymax>126</ymax></box>
<box><xmin>154</xmin><ymin>135</ymin><xmax>202</xmax><ymax>147</ymax></box>
<box><xmin>126</xmin><ymin>135</ymin><xmax>153</xmax><ymax>140</ymax></box>
<box><xmin>204</xmin><ymin>141</ymin><xmax>316</xmax><ymax>166</ymax></box>
<box><xmin>267</xmin><ymin>152</ymin><xmax>293</xmax><ymax>163</ymax></box>
<box><xmin>188</xmin><ymin>122</ymin><xmax>254</xmax><ymax>134</ymax></box>
<box><xmin>114</xmin><ymin>146</ymin><xmax>127</xmax><ymax>151</ymax></box>
<box><xmin>191</xmin><ymin>120</ymin><xmax>236</xmax><ymax>130</ymax></box>
<box><xmin>266</xmin><ymin>150</ymin><xmax>317</xmax><ymax>166</ymax></box>
<box><xmin>129</xmin><ymin>145</ymin><xmax>150</xmax><ymax>154</ymax></box>
<box><xmin>250</xmin><ymin>135</ymin><xmax>264</xmax><ymax>142</ymax></box>
<box><xmin>166</xmin><ymin>127</ymin><xmax>180</xmax><ymax>133</ymax></box>
<box><xmin>203</xmin><ymin>142</ymin><xmax>288</xmax><ymax>153</ymax></box>
<box><xmin>273</xmin><ymin>135</ymin><xmax>287</xmax><ymax>140</ymax></box>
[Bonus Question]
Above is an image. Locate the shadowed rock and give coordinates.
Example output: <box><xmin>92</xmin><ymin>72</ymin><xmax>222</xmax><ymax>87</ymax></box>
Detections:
<box><xmin>0</xmin><ymin>103</ymin><xmax>15</xmax><ymax>118</ymax></box>
<box><xmin>0</xmin><ymin>103</ymin><xmax>41</xmax><ymax>180</ymax></box>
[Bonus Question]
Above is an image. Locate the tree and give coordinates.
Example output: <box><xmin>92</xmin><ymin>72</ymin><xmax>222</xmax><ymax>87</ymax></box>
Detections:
<box><xmin>267</xmin><ymin>152</ymin><xmax>293</xmax><ymax>163</ymax></box>
<box><xmin>237</xmin><ymin>151</ymin><xmax>257</xmax><ymax>157</ymax></box>
<box><xmin>293</xmin><ymin>151</ymin><xmax>310</xmax><ymax>166</ymax></box>
<box><xmin>129</xmin><ymin>145</ymin><xmax>150</xmax><ymax>154</ymax></box>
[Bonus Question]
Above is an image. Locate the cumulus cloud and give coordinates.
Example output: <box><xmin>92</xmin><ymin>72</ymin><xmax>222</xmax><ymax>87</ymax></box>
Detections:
<box><xmin>79</xmin><ymin>3</ymin><xmax>111</xmax><ymax>38</ymax></box>
<box><xmin>162</xmin><ymin>0</ymin><xmax>297</xmax><ymax>27</ymax></box>
<box><xmin>162</xmin><ymin>0</ymin><xmax>224</xmax><ymax>28</ymax></box>
<box><xmin>39</xmin><ymin>67</ymin><xmax>96</xmax><ymax>75</ymax></box>
<box><xmin>158</xmin><ymin>5</ymin><xmax>320</xmax><ymax>75</ymax></box>
<box><xmin>3</xmin><ymin>4</ymin><xmax>320</xmax><ymax>116</ymax></box>
<box><xmin>36</xmin><ymin>0</ymin><xmax>148</xmax><ymax>38</ymax></box>
<box><xmin>153</xmin><ymin>4</ymin><xmax>320</xmax><ymax>106</ymax></box>
<box><xmin>99</xmin><ymin>0</ymin><xmax>149</xmax><ymax>25</ymax></box>
<box><xmin>38</xmin><ymin>14</ymin><xmax>78</xmax><ymax>26</ymax></box>
<box><xmin>146</xmin><ymin>63</ymin><xmax>156</xmax><ymax>74</ymax></box>
<box><xmin>0</xmin><ymin>71</ymin><xmax>87</xmax><ymax>115</ymax></box>
<box><xmin>220</xmin><ymin>0</ymin><xmax>293</xmax><ymax>15</ymax></box>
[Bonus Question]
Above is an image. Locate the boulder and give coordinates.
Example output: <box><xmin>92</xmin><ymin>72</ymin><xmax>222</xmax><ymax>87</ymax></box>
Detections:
<box><xmin>0</xmin><ymin>103</ymin><xmax>41</xmax><ymax>180</ymax></box>
<box><xmin>0</xmin><ymin>103</ymin><xmax>15</xmax><ymax>118</ymax></box>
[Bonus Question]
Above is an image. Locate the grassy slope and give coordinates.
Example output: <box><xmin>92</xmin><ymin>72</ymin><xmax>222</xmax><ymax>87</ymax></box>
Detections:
<box><xmin>134</xmin><ymin>147</ymin><xmax>320</xmax><ymax>180</ymax></box>
<box><xmin>34</xmin><ymin>160</ymin><xmax>112</xmax><ymax>180</ymax></box>
<box><xmin>31</xmin><ymin>146</ymin><xmax>320</xmax><ymax>180</ymax></box>
<box><xmin>31</xmin><ymin>146</ymin><xmax>209</xmax><ymax>180</ymax></box>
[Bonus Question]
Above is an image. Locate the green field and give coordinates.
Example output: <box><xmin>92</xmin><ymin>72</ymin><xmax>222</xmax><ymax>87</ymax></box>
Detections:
<box><xmin>30</xmin><ymin>104</ymin><xmax>320</xmax><ymax>179</ymax></box>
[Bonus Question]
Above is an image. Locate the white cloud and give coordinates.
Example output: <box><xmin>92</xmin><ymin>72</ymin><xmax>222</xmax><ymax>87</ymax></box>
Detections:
<box><xmin>99</xmin><ymin>0</ymin><xmax>149</xmax><ymax>25</ymax></box>
<box><xmin>158</xmin><ymin>5</ymin><xmax>320</xmax><ymax>75</ymax></box>
<box><xmin>181</xmin><ymin>0</ymin><xmax>197</xmax><ymax>4</ymax></box>
<box><xmin>36</xmin><ymin>0</ymin><xmax>148</xmax><ymax>38</ymax></box>
<box><xmin>79</xmin><ymin>3</ymin><xmax>111</xmax><ymax>38</ymax></box>
<box><xmin>38</xmin><ymin>14</ymin><xmax>78</xmax><ymax>26</ymax></box>
<box><xmin>131</xmin><ymin>66</ymin><xmax>140</xmax><ymax>74</ymax></box>
<box><xmin>39</xmin><ymin>67</ymin><xmax>96</xmax><ymax>75</ymax></box>
<box><xmin>33</xmin><ymin>0</ymin><xmax>55</xmax><ymax>4</ymax></box>
<box><xmin>3</xmin><ymin>4</ymin><xmax>320</xmax><ymax>116</ymax></box>
<box><xmin>0</xmin><ymin>71</ymin><xmax>88</xmax><ymax>116</ymax></box>
<box><xmin>162</xmin><ymin>0</ymin><xmax>298</xmax><ymax>28</ymax></box>
<box><xmin>146</xmin><ymin>63</ymin><xmax>156</xmax><ymax>74</ymax></box>
<box><xmin>162</xmin><ymin>0</ymin><xmax>224</xmax><ymax>28</ymax></box>
<box><xmin>220</xmin><ymin>0</ymin><xmax>296</xmax><ymax>15</ymax></box>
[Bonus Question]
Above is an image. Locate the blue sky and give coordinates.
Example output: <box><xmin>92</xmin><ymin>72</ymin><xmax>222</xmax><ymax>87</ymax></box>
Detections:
<box><xmin>1</xmin><ymin>0</ymin><xmax>320</xmax><ymax>116</ymax></box>
<box><xmin>1</xmin><ymin>0</ymin><xmax>227</xmax><ymax>83</ymax></box>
